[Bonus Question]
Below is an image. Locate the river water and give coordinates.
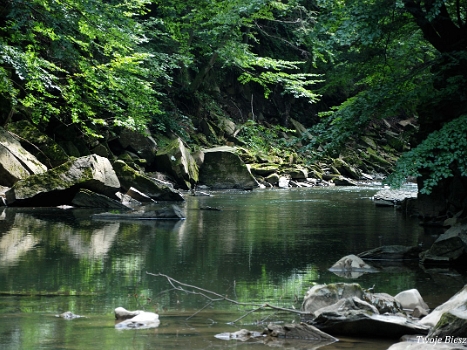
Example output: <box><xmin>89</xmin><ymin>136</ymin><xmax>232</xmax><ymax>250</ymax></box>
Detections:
<box><xmin>0</xmin><ymin>186</ymin><xmax>465</xmax><ymax>350</ymax></box>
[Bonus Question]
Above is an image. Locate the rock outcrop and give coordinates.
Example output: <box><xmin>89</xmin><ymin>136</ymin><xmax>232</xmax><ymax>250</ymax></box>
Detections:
<box><xmin>198</xmin><ymin>146</ymin><xmax>257</xmax><ymax>189</ymax></box>
<box><xmin>5</xmin><ymin>154</ymin><xmax>120</xmax><ymax>206</ymax></box>
<box><xmin>154</xmin><ymin>138</ymin><xmax>198</xmax><ymax>189</ymax></box>
<box><xmin>0</xmin><ymin>126</ymin><xmax>47</xmax><ymax>187</ymax></box>
<box><xmin>302</xmin><ymin>283</ymin><xmax>430</xmax><ymax>339</ymax></box>
<box><xmin>421</xmin><ymin>224</ymin><xmax>467</xmax><ymax>265</ymax></box>
<box><xmin>113</xmin><ymin>160</ymin><xmax>184</xmax><ymax>201</ymax></box>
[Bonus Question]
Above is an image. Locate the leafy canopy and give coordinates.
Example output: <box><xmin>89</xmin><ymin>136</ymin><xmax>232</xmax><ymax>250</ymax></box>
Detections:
<box><xmin>0</xmin><ymin>0</ymin><xmax>172</xmax><ymax>136</ymax></box>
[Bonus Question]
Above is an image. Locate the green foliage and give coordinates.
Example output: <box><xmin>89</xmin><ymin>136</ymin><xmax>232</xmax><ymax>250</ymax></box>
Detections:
<box><xmin>237</xmin><ymin>120</ymin><xmax>293</xmax><ymax>157</ymax></box>
<box><xmin>153</xmin><ymin>0</ymin><xmax>322</xmax><ymax>101</ymax></box>
<box><xmin>304</xmin><ymin>0</ymin><xmax>437</xmax><ymax>153</ymax></box>
<box><xmin>387</xmin><ymin>115</ymin><xmax>467</xmax><ymax>194</ymax></box>
<box><xmin>0</xmin><ymin>0</ymin><xmax>173</xmax><ymax>136</ymax></box>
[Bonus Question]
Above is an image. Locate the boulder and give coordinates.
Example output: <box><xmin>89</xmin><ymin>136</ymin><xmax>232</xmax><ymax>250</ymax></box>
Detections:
<box><xmin>117</xmin><ymin>128</ymin><xmax>158</xmax><ymax>165</ymax></box>
<box><xmin>0</xmin><ymin>126</ymin><xmax>47</xmax><ymax>186</ymax></box>
<box><xmin>115</xmin><ymin>307</ymin><xmax>143</xmax><ymax>320</ymax></box>
<box><xmin>6</xmin><ymin>120</ymin><xmax>69</xmax><ymax>168</ymax></box>
<box><xmin>358</xmin><ymin>245</ymin><xmax>423</xmax><ymax>261</ymax></box>
<box><xmin>420</xmin><ymin>285</ymin><xmax>467</xmax><ymax>336</ymax></box>
<box><xmin>302</xmin><ymin>283</ymin><xmax>429</xmax><ymax>338</ymax></box>
<box><xmin>71</xmin><ymin>189</ymin><xmax>130</xmax><ymax>210</ymax></box>
<box><xmin>249</xmin><ymin>163</ymin><xmax>280</xmax><ymax>176</ymax></box>
<box><xmin>428</xmin><ymin>310</ymin><xmax>467</xmax><ymax>340</ymax></box>
<box><xmin>373</xmin><ymin>189</ymin><xmax>417</xmax><ymax>207</ymax></box>
<box><xmin>363</xmin><ymin>292</ymin><xmax>405</xmax><ymax>314</ymax></box>
<box><xmin>302</xmin><ymin>283</ymin><xmax>365</xmax><ymax>314</ymax></box>
<box><xmin>115</xmin><ymin>309</ymin><xmax>160</xmax><ymax>329</ymax></box>
<box><xmin>278</xmin><ymin>176</ymin><xmax>290</xmax><ymax>188</ymax></box>
<box><xmin>214</xmin><ymin>329</ymin><xmax>263</xmax><ymax>341</ymax></box>
<box><xmin>313</xmin><ymin>296</ymin><xmax>379</xmax><ymax>317</ymax></box>
<box><xmin>112</xmin><ymin>160</ymin><xmax>184</xmax><ymax>201</ymax></box>
<box><xmin>5</xmin><ymin>154</ymin><xmax>120</xmax><ymax>206</ymax></box>
<box><xmin>198</xmin><ymin>146</ymin><xmax>257</xmax><ymax>189</ymax></box>
<box><xmin>55</xmin><ymin>311</ymin><xmax>84</xmax><ymax>319</ymax></box>
<box><xmin>421</xmin><ymin>224</ymin><xmax>467</xmax><ymax>265</ymax></box>
<box><xmin>217</xmin><ymin>116</ymin><xmax>237</xmax><ymax>137</ymax></box>
<box><xmin>394</xmin><ymin>289</ymin><xmax>429</xmax><ymax>311</ymax></box>
<box><xmin>329</xmin><ymin>254</ymin><xmax>379</xmax><ymax>278</ymax></box>
<box><xmin>290</xmin><ymin>118</ymin><xmax>313</xmax><ymax>140</ymax></box>
<box><xmin>332</xmin><ymin>176</ymin><xmax>358</xmax><ymax>186</ymax></box>
<box><xmin>311</xmin><ymin>311</ymin><xmax>429</xmax><ymax>338</ymax></box>
<box><xmin>154</xmin><ymin>138</ymin><xmax>198</xmax><ymax>189</ymax></box>
<box><xmin>125</xmin><ymin>187</ymin><xmax>155</xmax><ymax>203</ymax></box>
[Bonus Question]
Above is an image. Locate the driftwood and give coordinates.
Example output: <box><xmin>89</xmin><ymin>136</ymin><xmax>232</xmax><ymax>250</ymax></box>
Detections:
<box><xmin>146</xmin><ymin>272</ymin><xmax>310</xmax><ymax>323</ymax></box>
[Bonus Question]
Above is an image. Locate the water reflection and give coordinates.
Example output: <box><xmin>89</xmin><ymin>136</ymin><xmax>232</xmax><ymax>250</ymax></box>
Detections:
<box><xmin>0</xmin><ymin>187</ymin><xmax>466</xmax><ymax>350</ymax></box>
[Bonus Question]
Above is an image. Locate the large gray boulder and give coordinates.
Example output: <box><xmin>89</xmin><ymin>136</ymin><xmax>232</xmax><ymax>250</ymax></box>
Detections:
<box><xmin>6</xmin><ymin>154</ymin><xmax>120</xmax><ymax>206</ymax></box>
<box><xmin>311</xmin><ymin>305</ymin><xmax>429</xmax><ymax>338</ymax></box>
<box><xmin>421</xmin><ymin>224</ymin><xmax>467</xmax><ymax>265</ymax></box>
<box><xmin>302</xmin><ymin>283</ymin><xmax>365</xmax><ymax>314</ymax></box>
<box><xmin>114</xmin><ymin>308</ymin><xmax>160</xmax><ymax>330</ymax></box>
<box><xmin>112</xmin><ymin>160</ymin><xmax>184</xmax><ymax>201</ymax></box>
<box><xmin>0</xmin><ymin>127</ymin><xmax>47</xmax><ymax>186</ymax></box>
<box><xmin>198</xmin><ymin>146</ymin><xmax>257</xmax><ymax>189</ymax></box>
<box><xmin>154</xmin><ymin>138</ymin><xmax>198</xmax><ymax>189</ymax></box>
<box><xmin>302</xmin><ymin>283</ymin><xmax>429</xmax><ymax>338</ymax></box>
<box><xmin>420</xmin><ymin>285</ymin><xmax>467</xmax><ymax>339</ymax></box>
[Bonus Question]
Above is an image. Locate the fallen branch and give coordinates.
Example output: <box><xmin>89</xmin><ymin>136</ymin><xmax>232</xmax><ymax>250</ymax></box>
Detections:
<box><xmin>146</xmin><ymin>272</ymin><xmax>310</xmax><ymax>323</ymax></box>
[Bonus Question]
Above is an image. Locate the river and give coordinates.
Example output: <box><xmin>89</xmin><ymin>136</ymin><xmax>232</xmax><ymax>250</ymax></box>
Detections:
<box><xmin>0</xmin><ymin>186</ymin><xmax>465</xmax><ymax>349</ymax></box>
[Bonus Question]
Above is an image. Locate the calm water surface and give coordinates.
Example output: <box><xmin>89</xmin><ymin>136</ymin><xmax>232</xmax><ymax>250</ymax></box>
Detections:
<box><xmin>0</xmin><ymin>186</ymin><xmax>465</xmax><ymax>350</ymax></box>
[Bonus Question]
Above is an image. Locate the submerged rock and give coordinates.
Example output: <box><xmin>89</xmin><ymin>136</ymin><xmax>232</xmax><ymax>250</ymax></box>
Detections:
<box><xmin>329</xmin><ymin>254</ymin><xmax>379</xmax><ymax>278</ymax></box>
<box><xmin>115</xmin><ymin>309</ymin><xmax>160</xmax><ymax>330</ymax></box>
<box><xmin>56</xmin><ymin>311</ymin><xmax>84</xmax><ymax>319</ymax></box>
<box><xmin>92</xmin><ymin>205</ymin><xmax>185</xmax><ymax>220</ymax></box>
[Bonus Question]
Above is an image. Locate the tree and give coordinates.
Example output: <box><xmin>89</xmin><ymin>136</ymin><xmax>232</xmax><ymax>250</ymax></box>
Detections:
<box><xmin>0</xmin><ymin>0</ymin><xmax>174</xmax><ymax>136</ymax></box>
<box><xmin>149</xmin><ymin>0</ymin><xmax>322</xmax><ymax>111</ymax></box>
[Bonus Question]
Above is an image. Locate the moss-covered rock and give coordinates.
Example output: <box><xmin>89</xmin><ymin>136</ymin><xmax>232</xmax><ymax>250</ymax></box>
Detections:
<box><xmin>7</xmin><ymin>120</ymin><xmax>69</xmax><ymax>168</ymax></box>
<box><xmin>198</xmin><ymin>146</ymin><xmax>257</xmax><ymax>189</ymax></box>
<box><xmin>5</xmin><ymin>154</ymin><xmax>120</xmax><ymax>206</ymax></box>
<box><xmin>154</xmin><ymin>138</ymin><xmax>198</xmax><ymax>190</ymax></box>
<box><xmin>0</xmin><ymin>126</ymin><xmax>47</xmax><ymax>187</ymax></box>
<box><xmin>113</xmin><ymin>160</ymin><xmax>184</xmax><ymax>201</ymax></box>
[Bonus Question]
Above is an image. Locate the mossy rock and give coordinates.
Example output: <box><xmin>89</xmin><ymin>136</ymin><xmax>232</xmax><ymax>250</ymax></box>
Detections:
<box><xmin>155</xmin><ymin>138</ymin><xmax>198</xmax><ymax>190</ymax></box>
<box><xmin>5</xmin><ymin>154</ymin><xmax>120</xmax><ymax>206</ymax></box>
<box><xmin>6</xmin><ymin>121</ymin><xmax>68</xmax><ymax>168</ymax></box>
<box><xmin>249</xmin><ymin>163</ymin><xmax>280</xmax><ymax>176</ymax></box>
<box><xmin>198</xmin><ymin>147</ymin><xmax>257</xmax><ymax>189</ymax></box>
<box><xmin>113</xmin><ymin>160</ymin><xmax>184</xmax><ymax>201</ymax></box>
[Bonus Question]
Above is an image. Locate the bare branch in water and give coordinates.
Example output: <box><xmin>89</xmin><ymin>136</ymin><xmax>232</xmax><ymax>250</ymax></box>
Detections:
<box><xmin>146</xmin><ymin>272</ymin><xmax>309</xmax><ymax>323</ymax></box>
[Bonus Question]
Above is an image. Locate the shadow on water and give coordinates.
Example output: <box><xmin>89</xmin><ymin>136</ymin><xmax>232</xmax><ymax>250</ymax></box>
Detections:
<box><xmin>0</xmin><ymin>187</ymin><xmax>465</xmax><ymax>349</ymax></box>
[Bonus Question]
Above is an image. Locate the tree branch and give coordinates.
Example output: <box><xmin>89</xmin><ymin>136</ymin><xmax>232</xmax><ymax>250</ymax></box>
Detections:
<box><xmin>146</xmin><ymin>272</ymin><xmax>310</xmax><ymax>323</ymax></box>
